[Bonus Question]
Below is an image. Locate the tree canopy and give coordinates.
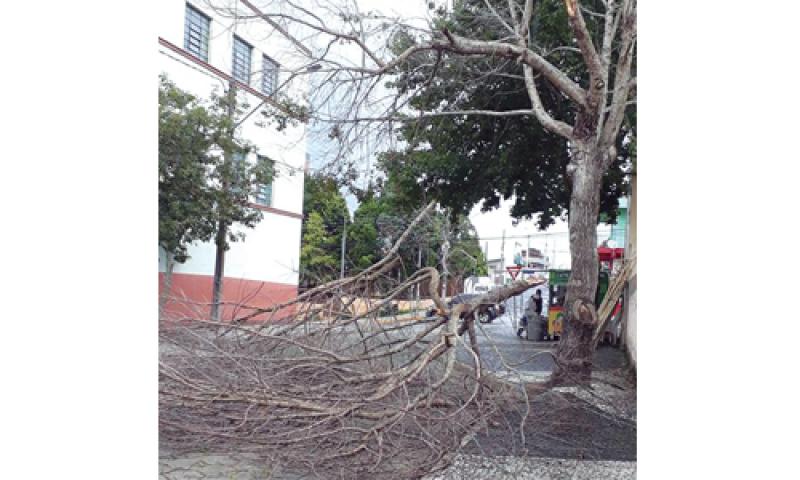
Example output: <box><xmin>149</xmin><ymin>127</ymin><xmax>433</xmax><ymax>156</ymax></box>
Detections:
<box><xmin>382</xmin><ymin>0</ymin><xmax>633</xmax><ymax>229</ymax></box>
<box><xmin>299</xmin><ymin>173</ymin><xmax>350</xmax><ymax>287</ymax></box>
<box><xmin>158</xmin><ymin>75</ymin><xmax>276</xmax><ymax>263</ymax></box>
<box><xmin>159</xmin><ymin>76</ymin><xmax>219</xmax><ymax>263</ymax></box>
<box><xmin>299</xmin><ymin>170</ymin><xmax>487</xmax><ymax>291</ymax></box>
<box><xmin>347</xmin><ymin>177</ymin><xmax>488</xmax><ymax>287</ymax></box>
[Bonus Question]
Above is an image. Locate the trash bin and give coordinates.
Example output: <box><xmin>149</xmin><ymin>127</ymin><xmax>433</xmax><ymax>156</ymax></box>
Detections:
<box><xmin>526</xmin><ymin>314</ymin><xmax>544</xmax><ymax>341</ymax></box>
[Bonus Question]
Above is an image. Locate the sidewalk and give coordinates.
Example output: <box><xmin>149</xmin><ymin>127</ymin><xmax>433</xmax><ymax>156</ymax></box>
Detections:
<box><xmin>160</xmin><ymin>454</ymin><xmax>635</xmax><ymax>480</ymax></box>
<box><xmin>426</xmin><ymin>456</ymin><xmax>636</xmax><ymax>480</ymax></box>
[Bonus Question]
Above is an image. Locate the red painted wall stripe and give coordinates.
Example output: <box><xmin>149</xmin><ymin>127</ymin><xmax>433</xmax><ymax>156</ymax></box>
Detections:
<box><xmin>160</xmin><ymin>272</ymin><xmax>298</xmax><ymax>323</ymax></box>
<box><xmin>249</xmin><ymin>202</ymin><xmax>304</xmax><ymax>219</ymax></box>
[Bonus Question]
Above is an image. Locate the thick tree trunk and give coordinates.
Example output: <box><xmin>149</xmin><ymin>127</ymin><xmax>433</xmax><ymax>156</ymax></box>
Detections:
<box><xmin>550</xmin><ymin>144</ymin><xmax>603</xmax><ymax>385</ymax></box>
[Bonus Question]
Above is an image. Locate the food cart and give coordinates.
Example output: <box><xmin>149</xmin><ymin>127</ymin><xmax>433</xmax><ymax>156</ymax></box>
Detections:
<box><xmin>545</xmin><ymin>269</ymin><xmax>610</xmax><ymax>340</ymax></box>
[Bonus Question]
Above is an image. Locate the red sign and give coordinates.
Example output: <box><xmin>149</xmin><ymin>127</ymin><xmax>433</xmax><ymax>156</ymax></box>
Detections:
<box><xmin>506</xmin><ymin>266</ymin><xmax>522</xmax><ymax>280</ymax></box>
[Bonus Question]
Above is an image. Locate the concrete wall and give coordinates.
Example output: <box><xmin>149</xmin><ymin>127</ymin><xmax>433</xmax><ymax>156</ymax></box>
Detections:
<box><xmin>158</xmin><ymin>0</ymin><xmax>308</xmax><ymax>318</ymax></box>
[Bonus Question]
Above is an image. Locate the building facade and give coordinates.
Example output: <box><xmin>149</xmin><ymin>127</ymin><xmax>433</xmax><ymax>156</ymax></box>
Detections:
<box><xmin>516</xmin><ymin>247</ymin><xmax>549</xmax><ymax>270</ymax></box>
<box><xmin>623</xmin><ymin>175</ymin><xmax>637</xmax><ymax>367</ymax></box>
<box><xmin>158</xmin><ymin>1</ymin><xmax>309</xmax><ymax>321</ymax></box>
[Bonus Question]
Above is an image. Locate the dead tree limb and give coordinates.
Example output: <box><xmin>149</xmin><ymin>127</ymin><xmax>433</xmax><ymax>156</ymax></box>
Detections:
<box><xmin>591</xmin><ymin>257</ymin><xmax>636</xmax><ymax>349</ymax></box>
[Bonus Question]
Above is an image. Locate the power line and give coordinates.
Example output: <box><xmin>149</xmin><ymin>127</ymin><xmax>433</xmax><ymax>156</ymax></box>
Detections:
<box><xmin>473</xmin><ymin>229</ymin><xmax>611</xmax><ymax>241</ymax></box>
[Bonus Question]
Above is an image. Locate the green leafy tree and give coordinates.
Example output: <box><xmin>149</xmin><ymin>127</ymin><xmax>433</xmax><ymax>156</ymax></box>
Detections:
<box><xmin>299</xmin><ymin>173</ymin><xmax>350</xmax><ymax>287</ymax></box>
<box><xmin>206</xmin><ymin>81</ymin><xmax>309</xmax><ymax>320</ymax></box>
<box><xmin>204</xmin><ymin>88</ymin><xmax>275</xmax><ymax>249</ymax></box>
<box><xmin>346</xmin><ymin>190</ymin><xmax>388</xmax><ymax>272</ymax></box>
<box><xmin>383</xmin><ymin>0</ymin><xmax>632</xmax><ymax>230</ymax></box>
<box><xmin>302</xmin><ymin>173</ymin><xmax>350</xmax><ymax>238</ymax></box>
<box><xmin>447</xmin><ymin>216</ymin><xmax>489</xmax><ymax>279</ymax></box>
<box><xmin>299</xmin><ymin>212</ymin><xmax>340</xmax><ymax>285</ymax></box>
<box><xmin>159</xmin><ymin>76</ymin><xmax>221</xmax><ymax>313</ymax></box>
<box><xmin>159</xmin><ymin>75</ymin><xmax>280</xmax><ymax>315</ymax></box>
<box><xmin>346</xmin><ymin>179</ymin><xmax>488</xmax><ymax>293</ymax></box>
<box><xmin>159</xmin><ymin>76</ymin><xmax>217</xmax><ymax>265</ymax></box>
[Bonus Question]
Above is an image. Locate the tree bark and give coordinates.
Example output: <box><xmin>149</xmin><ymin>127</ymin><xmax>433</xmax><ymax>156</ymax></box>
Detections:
<box><xmin>210</xmin><ymin>220</ymin><xmax>227</xmax><ymax>322</ymax></box>
<box><xmin>211</xmin><ymin>83</ymin><xmax>237</xmax><ymax>323</ymax></box>
<box><xmin>551</xmin><ymin>142</ymin><xmax>603</xmax><ymax>385</ymax></box>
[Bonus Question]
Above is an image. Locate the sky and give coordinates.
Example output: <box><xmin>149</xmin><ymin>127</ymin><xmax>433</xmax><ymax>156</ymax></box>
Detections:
<box><xmin>467</xmin><ymin>198</ymin><xmax>618</xmax><ymax>270</ymax></box>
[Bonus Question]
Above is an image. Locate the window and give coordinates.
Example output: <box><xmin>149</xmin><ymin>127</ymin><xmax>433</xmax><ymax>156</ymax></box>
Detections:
<box><xmin>262</xmin><ymin>55</ymin><xmax>279</xmax><ymax>95</ymax></box>
<box><xmin>232</xmin><ymin>36</ymin><xmax>252</xmax><ymax>84</ymax></box>
<box><xmin>184</xmin><ymin>4</ymin><xmax>210</xmax><ymax>61</ymax></box>
<box><xmin>230</xmin><ymin>151</ymin><xmax>246</xmax><ymax>193</ymax></box>
<box><xmin>255</xmin><ymin>183</ymin><xmax>273</xmax><ymax>207</ymax></box>
<box><xmin>255</xmin><ymin>155</ymin><xmax>274</xmax><ymax>206</ymax></box>
<box><xmin>232</xmin><ymin>151</ymin><xmax>246</xmax><ymax>166</ymax></box>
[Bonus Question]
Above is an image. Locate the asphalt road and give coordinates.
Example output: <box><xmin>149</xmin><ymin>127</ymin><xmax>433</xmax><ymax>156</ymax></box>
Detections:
<box><xmin>451</xmin><ymin>310</ymin><xmax>628</xmax><ymax>374</ymax></box>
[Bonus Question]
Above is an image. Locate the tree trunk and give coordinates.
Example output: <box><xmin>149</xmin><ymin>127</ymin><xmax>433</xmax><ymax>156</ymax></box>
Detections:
<box><xmin>550</xmin><ymin>144</ymin><xmax>603</xmax><ymax>385</ymax></box>
<box><xmin>210</xmin><ymin>221</ymin><xmax>227</xmax><ymax>322</ymax></box>
<box><xmin>211</xmin><ymin>84</ymin><xmax>237</xmax><ymax>323</ymax></box>
<box><xmin>159</xmin><ymin>252</ymin><xmax>176</xmax><ymax>319</ymax></box>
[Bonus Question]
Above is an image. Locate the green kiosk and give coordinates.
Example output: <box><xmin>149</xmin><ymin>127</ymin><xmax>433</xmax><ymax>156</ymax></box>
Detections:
<box><xmin>545</xmin><ymin>269</ymin><xmax>609</xmax><ymax>340</ymax></box>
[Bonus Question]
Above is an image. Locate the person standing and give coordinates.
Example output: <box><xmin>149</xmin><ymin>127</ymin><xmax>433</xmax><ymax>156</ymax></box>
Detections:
<box><xmin>518</xmin><ymin>290</ymin><xmax>544</xmax><ymax>338</ymax></box>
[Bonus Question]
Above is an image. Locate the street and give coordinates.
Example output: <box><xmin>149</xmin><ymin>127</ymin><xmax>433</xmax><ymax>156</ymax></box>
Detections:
<box><xmin>450</xmin><ymin>307</ymin><xmax>629</xmax><ymax>376</ymax></box>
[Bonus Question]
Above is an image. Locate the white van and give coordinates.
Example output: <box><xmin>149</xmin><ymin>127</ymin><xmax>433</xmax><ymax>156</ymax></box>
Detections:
<box><xmin>463</xmin><ymin>276</ymin><xmax>494</xmax><ymax>295</ymax></box>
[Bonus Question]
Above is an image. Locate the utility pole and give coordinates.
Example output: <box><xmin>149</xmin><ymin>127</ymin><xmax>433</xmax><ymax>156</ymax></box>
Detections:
<box><xmin>340</xmin><ymin>220</ymin><xmax>347</xmax><ymax>279</ymax></box>
<box><xmin>500</xmin><ymin>229</ymin><xmax>506</xmax><ymax>273</ymax></box>
<box><xmin>441</xmin><ymin>216</ymin><xmax>450</xmax><ymax>299</ymax></box>
<box><xmin>501</xmin><ymin>229</ymin><xmax>514</xmax><ymax>327</ymax></box>
<box><xmin>526</xmin><ymin>234</ymin><xmax>531</xmax><ymax>268</ymax></box>
<box><xmin>545</xmin><ymin>237</ymin><xmax>549</xmax><ymax>270</ymax></box>
<box><xmin>415</xmin><ymin>245</ymin><xmax>422</xmax><ymax>313</ymax></box>
<box><xmin>484</xmin><ymin>241</ymin><xmax>489</xmax><ymax>277</ymax></box>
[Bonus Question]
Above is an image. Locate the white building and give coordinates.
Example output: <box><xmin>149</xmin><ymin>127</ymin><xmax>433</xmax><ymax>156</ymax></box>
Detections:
<box><xmin>158</xmin><ymin>0</ymin><xmax>310</xmax><ymax>320</ymax></box>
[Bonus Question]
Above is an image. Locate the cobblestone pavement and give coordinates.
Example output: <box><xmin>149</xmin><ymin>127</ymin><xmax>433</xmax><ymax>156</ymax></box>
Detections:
<box><xmin>159</xmin><ymin>453</ymin><xmax>271</xmax><ymax>480</ymax></box>
<box><xmin>159</xmin><ymin>453</ymin><xmax>635</xmax><ymax>480</ymax></box>
<box><xmin>426</xmin><ymin>455</ymin><xmax>636</xmax><ymax>480</ymax></box>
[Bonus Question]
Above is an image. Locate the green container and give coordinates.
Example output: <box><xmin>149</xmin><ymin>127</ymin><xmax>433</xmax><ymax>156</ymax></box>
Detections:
<box><xmin>596</xmin><ymin>271</ymin><xmax>610</xmax><ymax>306</ymax></box>
<box><xmin>548</xmin><ymin>269</ymin><xmax>571</xmax><ymax>286</ymax></box>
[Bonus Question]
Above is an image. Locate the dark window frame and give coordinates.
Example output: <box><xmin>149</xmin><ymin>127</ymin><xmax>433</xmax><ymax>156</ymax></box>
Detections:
<box><xmin>184</xmin><ymin>3</ymin><xmax>211</xmax><ymax>61</ymax></box>
<box><xmin>232</xmin><ymin>35</ymin><xmax>253</xmax><ymax>84</ymax></box>
<box><xmin>254</xmin><ymin>155</ymin><xmax>274</xmax><ymax>207</ymax></box>
<box><xmin>261</xmin><ymin>54</ymin><xmax>280</xmax><ymax>96</ymax></box>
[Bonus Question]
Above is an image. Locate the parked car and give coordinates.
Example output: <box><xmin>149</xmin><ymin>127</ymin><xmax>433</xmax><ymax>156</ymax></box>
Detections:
<box><xmin>427</xmin><ymin>293</ymin><xmax>506</xmax><ymax>323</ymax></box>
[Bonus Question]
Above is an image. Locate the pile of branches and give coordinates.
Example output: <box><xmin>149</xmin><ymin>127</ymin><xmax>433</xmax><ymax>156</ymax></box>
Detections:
<box><xmin>159</xmin><ymin>202</ymin><xmax>546</xmax><ymax>479</ymax></box>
